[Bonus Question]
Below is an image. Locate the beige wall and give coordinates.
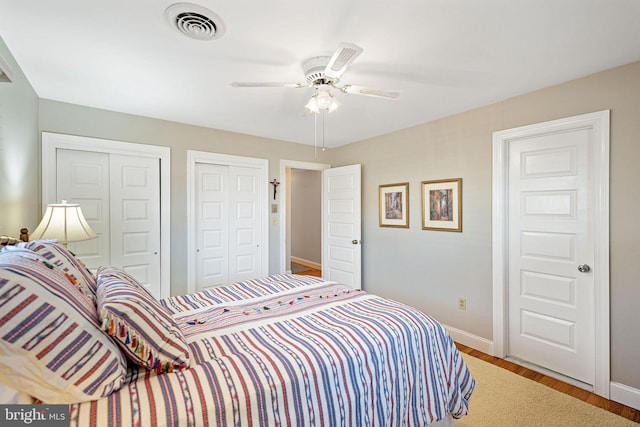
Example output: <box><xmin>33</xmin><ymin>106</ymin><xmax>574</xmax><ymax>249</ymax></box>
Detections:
<box><xmin>330</xmin><ymin>61</ymin><xmax>640</xmax><ymax>389</ymax></box>
<box><xmin>0</xmin><ymin>37</ymin><xmax>39</xmax><ymax>235</ymax></box>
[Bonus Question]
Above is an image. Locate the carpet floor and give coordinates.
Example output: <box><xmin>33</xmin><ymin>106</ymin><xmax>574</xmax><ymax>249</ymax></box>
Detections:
<box><xmin>455</xmin><ymin>354</ymin><xmax>637</xmax><ymax>426</ymax></box>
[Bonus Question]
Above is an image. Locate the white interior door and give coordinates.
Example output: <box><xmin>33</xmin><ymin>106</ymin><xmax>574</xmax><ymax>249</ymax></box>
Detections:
<box><xmin>228</xmin><ymin>166</ymin><xmax>263</xmax><ymax>283</ymax></box>
<box><xmin>322</xmin><ymin>164</ymin><xmax>361</xmax><ymax>289</ymax></box>
<box><xmin>508</xmin><ymin>131</ymin><xmax>594</xmax><ymax>384</ymax></box>
<box><xmin>492</xmin><ymin>108</ymin><xmax>617</xmax><ymax>397</ymax></box>
<box><xmin>195</xmin><ymin>163</ymin><xmax>229</xmax><ymax>290</ymax></box>
<box><xmin>109</xmin><ymin>154</ymin><xmax>161</xmax><ymax>297</ymax></box>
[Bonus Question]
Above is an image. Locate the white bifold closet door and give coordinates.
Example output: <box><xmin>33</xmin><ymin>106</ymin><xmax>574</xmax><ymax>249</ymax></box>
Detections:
<box><xmin>56</xmin><ymin>149</ymin><xmax>161</xmax><ymax>298</ymax></box>
<box><xmin>195</xmin><ymin>162</ymin><xmax>263</xmax><ymax>291</ymax></box>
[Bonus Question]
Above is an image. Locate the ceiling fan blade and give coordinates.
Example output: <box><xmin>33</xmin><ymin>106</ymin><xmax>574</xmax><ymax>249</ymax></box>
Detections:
<box><xmin>324</xmin><ymin>42</ymin><xmax>363</xmax><ymax>79</ymax></box>
<box><xmin>231</xmin><ymin>82</ymin><xmax>305</xmax><ymax>88</ymax></box>
<box><xmin>340</xmin><ymin>84</ymin><xmax>400</xmax><ymax>99</ymax></box>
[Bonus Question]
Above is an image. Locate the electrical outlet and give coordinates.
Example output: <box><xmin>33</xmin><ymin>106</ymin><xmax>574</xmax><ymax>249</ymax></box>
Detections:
<box><xmin>458</xmin><ymin>298</ymin><xmax>466</xmax><ymax>310</ymax></box>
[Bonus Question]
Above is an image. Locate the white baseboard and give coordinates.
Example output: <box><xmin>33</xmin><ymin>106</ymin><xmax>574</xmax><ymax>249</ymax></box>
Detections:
<box><xmin>290</xmin><ymin>256</ymin><xmax>321</xmax><ymax>270</ymax></box>
<box><xmin>443</xmin><ymin>324</ymin><xmax>493</xmax><ymax>355</ymax></box>
<box><xmin>610</xmin><ymin>382</ymin><xmax>640</xmax><ymax>410</ymax></box>
<box><xmin>443</xmin><ymin>324</ymin><xmax>640</xmax><ymax>411</ymax></box>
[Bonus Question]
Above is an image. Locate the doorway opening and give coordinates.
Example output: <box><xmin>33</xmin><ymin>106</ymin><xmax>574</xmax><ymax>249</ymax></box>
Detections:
<box><xmin>289</xmin><ymin>168</ymin><xmax>322</xmax><ymax>274</ymax></box>
<box><xmin>279</xmin><ymin>160</ymin><xmax>330</xmax><ymax>275</ymax></box>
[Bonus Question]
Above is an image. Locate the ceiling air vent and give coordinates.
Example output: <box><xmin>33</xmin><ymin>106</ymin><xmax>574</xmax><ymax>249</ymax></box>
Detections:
<box><xmin>165</xmin><ymin>3</ymin><xmax>226</xmax><ymax>41</ymax></box>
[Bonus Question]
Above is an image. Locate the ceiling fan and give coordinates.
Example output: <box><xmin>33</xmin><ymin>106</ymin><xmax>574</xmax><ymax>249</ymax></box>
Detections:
<box><xmin>231</xmin><ymin>42</ymin><xmax>400</xmax><ymax>114</ymax></box>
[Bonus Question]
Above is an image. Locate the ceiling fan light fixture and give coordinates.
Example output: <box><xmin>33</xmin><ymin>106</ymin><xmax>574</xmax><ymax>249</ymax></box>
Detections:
<box><xmin>327</xmin><ymin>96</ymin><xmax>340</xmax><ymax>113</ymax></box>
<box><xmin>315</xmin><ymin>90</ymin><xmax>333</xmax><ymax>109</ymax></box>
<box><xmin>306</xmin><ymin>86</ymin><xmax>340</xmax><ymax>114</ymax></box>
<box><xmin>305</xmin><ymin>96</ymin><xmax>320</xmax><ymax>114</ymax></box>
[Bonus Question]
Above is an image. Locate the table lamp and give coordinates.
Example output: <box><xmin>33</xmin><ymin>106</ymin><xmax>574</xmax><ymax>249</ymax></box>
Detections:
<box><xmin>30</xmin><ymin>200</ymin><xmax>97</xmax><ymax>247</ymax></box>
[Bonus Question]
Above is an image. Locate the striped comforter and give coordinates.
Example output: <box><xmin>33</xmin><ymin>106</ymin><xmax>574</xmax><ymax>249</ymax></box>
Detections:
<box><xmin>70</xmin><ymin>274</ymin><xmax>475</xmax><ymax>426</ymax></box>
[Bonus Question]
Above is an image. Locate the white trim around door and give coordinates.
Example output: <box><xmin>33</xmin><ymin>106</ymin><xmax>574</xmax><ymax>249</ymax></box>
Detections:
<box><xmin>41</xmin><ymin>132</ymin><xmax>171</xmax><ymax>298</ymax></box>
<box><xmin>492</xmin><ymin>110</ymin><xmax>610</xmax><ymax>397</ymax></box>
<box><xmin>187</xmin><ymin>150</ymin><xmax>269</xmax><ymax>294</ymax></box>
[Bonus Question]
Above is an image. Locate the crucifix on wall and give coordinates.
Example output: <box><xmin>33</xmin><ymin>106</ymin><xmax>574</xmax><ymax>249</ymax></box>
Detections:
<box><xmin>270</xmin><ymin>179</ymin><xmax>280</xmax><ymax>200</ymax></box>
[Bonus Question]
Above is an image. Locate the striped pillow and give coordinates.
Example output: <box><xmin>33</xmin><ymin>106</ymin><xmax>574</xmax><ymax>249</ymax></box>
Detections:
<box><xmin>0</xmin><ymin>253</ymin><xmax>127</xmax><ymax>403</ymax></box>
<box><xmin>97</xmin><ymin>266</ymin><xmax>155</xmax><ymax>300</ymax></box>
<box><xmin>96</xmin><ymin>267</ymin><xmax>190</xmax><ymax>374</ymax></box>
<box><xmin>1</xmin><ymin>245</ymin><xmax>95</xmax><ymax>308</ymax></box>
<box><xmin>18</xmin><ymin>241</ymin><xmax>97</xmax><ymax>304</ymax></box>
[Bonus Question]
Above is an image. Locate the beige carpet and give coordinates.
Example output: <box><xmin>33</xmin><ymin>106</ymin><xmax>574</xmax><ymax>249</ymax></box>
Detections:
<box><xmin>455</xmin><ymin>354</ymin><xmax>637</xmax><ymax>426</ymax></box>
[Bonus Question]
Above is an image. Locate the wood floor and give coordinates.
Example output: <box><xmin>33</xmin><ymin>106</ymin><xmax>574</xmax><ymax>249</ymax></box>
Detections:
<box><xmin>291</xmin><ymin>262</ymin><xmax>322</xmax><ymax>277</ymax></box>
<box><xmin>456</xmin><ymin>343</ymin><xmax>640</xmax><ymax>423</ymax></box>
<box><xmin>291</xmin><ymin>264</ymin><xmax>639</xmax><ymax>423</ymax></box>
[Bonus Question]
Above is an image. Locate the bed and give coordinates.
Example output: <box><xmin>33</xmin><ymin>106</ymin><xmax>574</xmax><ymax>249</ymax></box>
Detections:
<box><xmin>0</xmin><ymin>238</ymin><xmax>474</xmax><ymax>426</ymax></box>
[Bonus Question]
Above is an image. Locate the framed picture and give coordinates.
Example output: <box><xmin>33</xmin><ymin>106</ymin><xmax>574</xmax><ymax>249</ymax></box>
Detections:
<box><xmin>421</xmin><ymin>178</ymin><xmax>462</xmax><ymax>232</ymax></box>
<box><xmin>379</xmin><ymin>182</ymin><xmax>409</xmax><ymax>228</ymax></box>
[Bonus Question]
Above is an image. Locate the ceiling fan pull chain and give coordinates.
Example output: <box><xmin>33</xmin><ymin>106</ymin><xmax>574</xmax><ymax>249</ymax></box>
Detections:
<box><xmin>322</xmin><ymin>111</ymin><xmax>326</xmax><ymax>152</ymax></box>
<box><xmin>314</xmin><ymin>111</ymin><xmax>318</xmax><ymax>158</ymax></box>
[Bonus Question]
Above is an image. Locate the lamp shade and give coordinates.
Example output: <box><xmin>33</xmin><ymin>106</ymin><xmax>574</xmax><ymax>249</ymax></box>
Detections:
<box><xmin>30</xmin><ymin>201</ymin><xmax>97</xmax><ymax>244</ymax></box>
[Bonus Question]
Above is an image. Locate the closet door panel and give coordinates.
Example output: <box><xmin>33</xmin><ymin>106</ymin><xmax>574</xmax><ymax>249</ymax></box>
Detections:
<box><xmin>56</xmin><ymin>149</ymin><xmax>110</xmax><ymax>271</ymax></box>
<box><xmin>109</xmin><ymin>154</ymin><xmax>161</xmax><ymax>297</ymax></box>
<box><xmin>195</xmin><ymin>163</ymin><xmax>229</xmax><ymax>291</ymax></box>
<box><xmin>228</xmin><ymin>166</ymin><xmax>262</xmax><ymax>283</ymax></box>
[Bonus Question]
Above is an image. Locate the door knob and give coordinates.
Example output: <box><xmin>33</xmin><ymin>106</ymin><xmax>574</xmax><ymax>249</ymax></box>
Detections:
<box><xmin>352</xmin><ymin>239</ymin><xmax>361</xmax><ymax>244</ymax></box>
<box><xmin>577</xmin><ymin>264</ymin><xmax>591</xmax><ymax>273</ymax></box>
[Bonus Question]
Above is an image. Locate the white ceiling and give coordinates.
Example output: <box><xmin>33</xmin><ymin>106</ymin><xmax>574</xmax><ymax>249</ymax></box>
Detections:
<box><xmin>1</xmin><ymin>1</ymin><xmax>639</xmax><ymax>148</ymax></box>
